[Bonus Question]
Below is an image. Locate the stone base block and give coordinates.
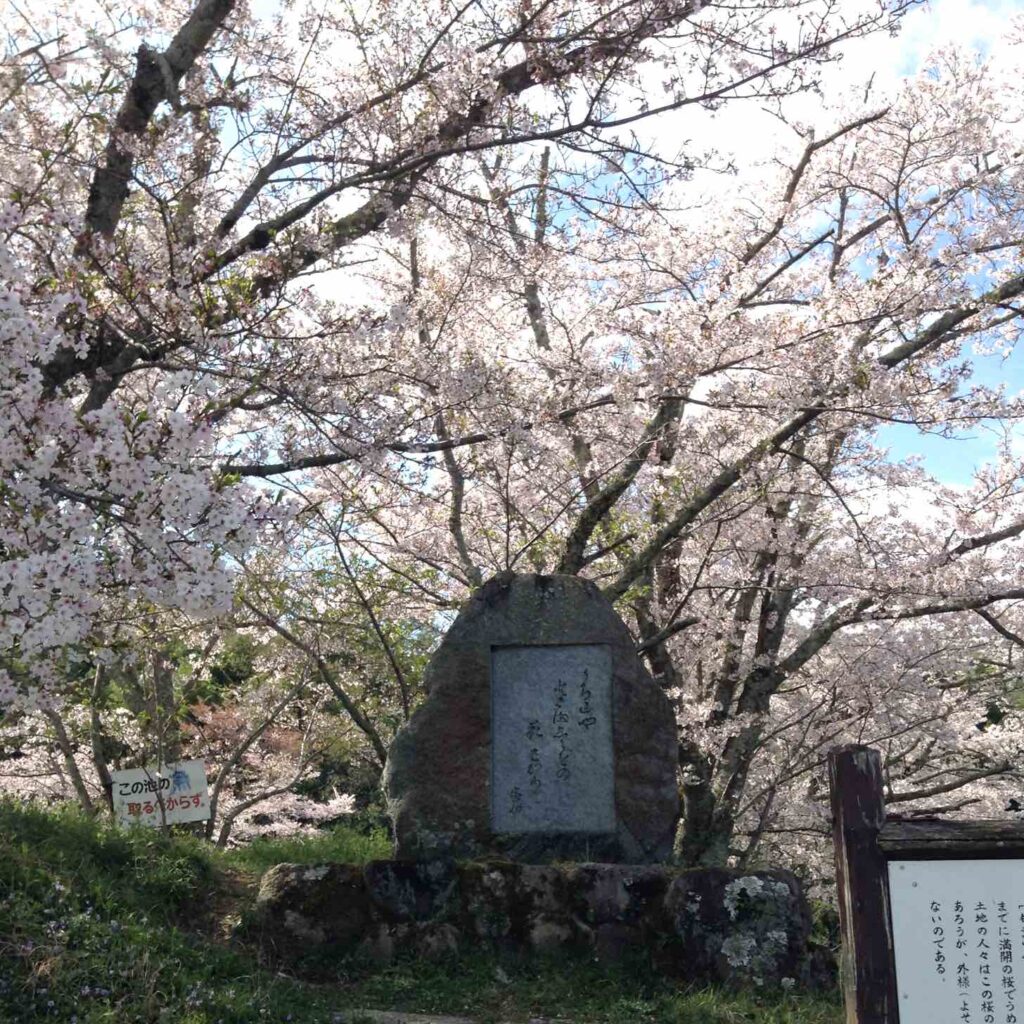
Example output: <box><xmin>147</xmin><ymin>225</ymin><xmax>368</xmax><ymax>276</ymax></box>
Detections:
<box><xmin>250</xmin><ymin>859</ymin><xmax>832</xmax><ymax>989</ymax></box>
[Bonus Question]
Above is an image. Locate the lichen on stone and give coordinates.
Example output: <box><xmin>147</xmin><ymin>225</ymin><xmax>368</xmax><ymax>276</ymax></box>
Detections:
<box><xmin>722</xmin><ymin>875</ymin><xmax>791</xmax><ymax>921</ymax></box>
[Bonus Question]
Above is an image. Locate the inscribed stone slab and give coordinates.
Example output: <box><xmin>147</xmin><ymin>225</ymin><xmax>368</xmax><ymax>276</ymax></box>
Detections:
<box><xmin>491</xmin><ymin>644</ymin><xmax>613</xmax><ymax>833</ymax></box>
<box><xmin>888</xmin><ymin>858</ymin><xmax>1024</xmax><ymax>1024</ymax></box>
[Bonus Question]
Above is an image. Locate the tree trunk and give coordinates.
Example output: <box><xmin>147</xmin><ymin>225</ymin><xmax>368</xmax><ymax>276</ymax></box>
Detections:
<box><xmin>89</xmin><ymin>665</ymin><xmax>115</xmax><ymax>813</ymax></box>
<box><xmin>150</xmin><ymin>646</ymin><xmax>181</xmax><ymax>764</ymax></box>
<box><xmin>42</xmin><ymin>707</ymin><xmax>96</xmax><ymax>815</ymax></box>
<box><xmin>676</xmin><ymin>739</ymin><xmax>733</xmax><ymax>866</ymax></box>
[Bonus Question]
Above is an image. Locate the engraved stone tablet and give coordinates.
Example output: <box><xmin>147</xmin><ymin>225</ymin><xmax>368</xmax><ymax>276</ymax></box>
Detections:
<box><xmin>384</xmin><ymin>572</ymin><xmax>679</xmax><ymax>863</ymax></box>
<box><xmin>491</xmin><ymin>644</ymin><xmax>614</xmax><ymax>833</ymax></box>
<box><xmin>888</xmin><ymin>858</ymin><xmax>1024</xmax><ymax>1024</ymax></box>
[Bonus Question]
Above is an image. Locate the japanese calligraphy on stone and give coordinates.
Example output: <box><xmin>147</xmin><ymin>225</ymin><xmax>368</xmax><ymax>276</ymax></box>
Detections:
<box><xmin>491</xmin><ymin>644</ymin><xmax>614</xmax><ymax>833</ymax></box>
<box><xmin>889</xmin><ymin>859</ymin><xmax>1024</xmax><ymax>1024</ymax></box>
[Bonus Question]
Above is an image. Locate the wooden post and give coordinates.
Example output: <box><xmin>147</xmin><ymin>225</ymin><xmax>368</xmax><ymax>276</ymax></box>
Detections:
<box><xmin>828</xmin><ymin>745</ymin><xmax>898</xmax><ymax>1024</ymax></box>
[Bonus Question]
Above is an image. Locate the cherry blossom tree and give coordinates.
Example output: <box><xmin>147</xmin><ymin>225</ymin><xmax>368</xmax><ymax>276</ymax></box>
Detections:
<box><xmin>244</xmin><ymin>40</ymin><xmax>1024</xmax><ymax>866</ymax></box>
<box><xmin>0</xmin><ymin>610</ymin><xmax>363</xmax><ymax>843</ymax></box>
<box><xmin>0</xmin><ymin>0</ymin><xmax>913</xmax><ymax>694</ymax></box>
<box><xmin>7</xmin><ymin>0</ymin><xmax>1024</xmax><ymax>868</ymax></box>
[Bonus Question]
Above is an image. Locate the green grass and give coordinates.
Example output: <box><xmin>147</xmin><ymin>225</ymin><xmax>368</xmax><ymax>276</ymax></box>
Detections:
<box><xmin>330</xmin><ymin>953</ymin><xmax>843</xmax><ymax>1024</ymax></box>
<box><xmin>0</xmin><ymin>799</ymin><xmax>336</xmax><ymax>1023</ymax></box>
<box><xmin>0</xmin><ymin>798</ymin><xmax>843</xmax><ymax>1024</ymax></box>
<box><xmin>222</xmin><ymin>822</ymin><xmax>391</xmax><ymax>875</ymax></box>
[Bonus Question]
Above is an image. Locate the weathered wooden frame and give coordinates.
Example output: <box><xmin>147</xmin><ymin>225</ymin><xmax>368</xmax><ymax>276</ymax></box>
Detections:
<box><xmin>828</xmin><ymin>744</ymin><xmax>1024</xmax><ymax>1024</ymax></box>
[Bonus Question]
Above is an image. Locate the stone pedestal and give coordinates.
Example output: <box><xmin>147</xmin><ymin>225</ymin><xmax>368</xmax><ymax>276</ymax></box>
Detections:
<box><xmin>252</xmin><ymin>860</ymin><xmax>829</xmax><ymax>990</ymax></box>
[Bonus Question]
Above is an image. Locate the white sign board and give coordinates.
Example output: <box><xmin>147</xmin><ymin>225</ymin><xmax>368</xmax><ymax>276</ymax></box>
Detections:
<box><xmin>110</xmin><ymin>760</ymin><xmax>210</xmax><ymax>827</ymax></box>
<box><xmin>889</xmin><ymin>859</ymin><xmax>1024</xmax><ymax>1024</ymax></box>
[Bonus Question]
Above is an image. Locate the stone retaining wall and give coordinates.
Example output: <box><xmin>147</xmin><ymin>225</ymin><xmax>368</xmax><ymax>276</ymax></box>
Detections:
<box><xmin>251</xmin><ymin>860</ymin><xmax>834</xmax><ymax>989</ymax></box>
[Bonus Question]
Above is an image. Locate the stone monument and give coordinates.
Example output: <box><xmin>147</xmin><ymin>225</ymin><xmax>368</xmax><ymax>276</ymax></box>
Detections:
<box><xmin>384</xmin><ymin>572</ymin><xmax>679</xmax><ymax>863</ymax></box>
<box><xmin>256</xmin><ymin>583</ymin><xmax>819</xmax><ymax>983</ymax></box>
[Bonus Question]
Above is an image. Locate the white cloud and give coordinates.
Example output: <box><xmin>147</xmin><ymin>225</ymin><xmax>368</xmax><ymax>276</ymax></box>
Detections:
<box><xmin>894</xmin><ymin>0</ymin><xmax>1023</xmax><ymax>67</ymax></box>
<box><xmin>631</xmin><ymin>0</ymin><xmax>1024</xmax><ymax>199</ymax></box>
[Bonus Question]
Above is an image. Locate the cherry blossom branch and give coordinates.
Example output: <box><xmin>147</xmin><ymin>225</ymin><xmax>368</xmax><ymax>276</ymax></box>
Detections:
<box><xmin>635</xmin><ymin>614</ymin><xmax>701</xmax><ymax>654</ymax></box>
<box><xmin>557</xmin><ymin>396</ymin><xmax>682</xmax><ymax>574</ymax></box>
<box><xmin>204</xmin><ymin>678</ymin><xmax>305</xmax><ymax>840</ymax></box>
<box><xmin>974</xmin><ymin>608</ymin><xmax>1024</xmax><ymax>649</ymax></box>
<box><xmin>213</xmin><ymin>707</ymin><xmax>319</xmax><ymax>847</ymax></box>
<box><xmin>887</xmin><ymin>764</ymin><xmax>1014</xmax><ymax>804</ymax></box>
<box><xmin>944</xmin><ymin>519</ymin><xmax>1024</xmax><ymax>562</ymax></box>
<box><xmin>605</xmin><ymin>268</ymin><xmax>1024</xmax><ymax>601</ymax></box>
<box><xmin>221</xmin><ymin>396</ymin><xmax>617</xmax><ymax>477</ymax></box>
<box><xmin>239</xmin><ymin>597</ymin><xmax>388</xmax><ymax>764</ymax></box>
<box><xmin>741</xmin><ymin>108</ymin><xmax>890</xmax><ymax>265</ymax></box>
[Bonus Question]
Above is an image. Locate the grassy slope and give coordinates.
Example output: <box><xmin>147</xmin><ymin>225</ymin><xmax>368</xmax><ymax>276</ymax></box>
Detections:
<box><xmin>0</xmin><ymin>800</ymin><xmax>842</xmax><ymax>1024</ymax></box>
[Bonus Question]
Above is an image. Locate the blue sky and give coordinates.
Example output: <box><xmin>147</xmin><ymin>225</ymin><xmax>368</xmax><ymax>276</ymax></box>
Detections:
<box><xmin>878</xmin><ymin>349</ymin><xmax>1024</xmax><ymax>484</ymax></box>
<box><xmin>872</xmin><ymin>0</ymin><xmax>1024</xmax><ymax>483</ymax></box>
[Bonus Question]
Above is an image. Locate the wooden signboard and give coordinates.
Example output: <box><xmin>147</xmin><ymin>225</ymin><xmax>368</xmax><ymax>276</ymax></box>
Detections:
<box><xmin>829</xmin><ymin>745</ymin><xmax>1024</xmax><ymax>1024</ymax></box>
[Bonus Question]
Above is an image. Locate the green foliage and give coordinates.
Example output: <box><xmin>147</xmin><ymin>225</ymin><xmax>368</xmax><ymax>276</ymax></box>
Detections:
<box><xmin>809</xmin><ymin>899</ymin><xmax>841</xmax><ymax>954</ymax></box>
<box><xmin>0</xmin><ymin>799</ymin><xmax>332</xmax><ymax>1023</ymax></box>
<box><xmin>978</xmin><ymin>700</ymin><xmax>1007</xmax><ymax>731</ymax></box>
<box><xmin>0</xmin><ymin>799</ymin><xmax>842</xmax><ymax>1023</ymax></box>
<box><xmin>200</xmin><ymin>630</ymin><xmax>258</xmax><ymax>703</ymax></box>
<box><xmin>222</xmin><ymin>823</ymin><xmax>391</xmax><ymax>875</ymax></box>
<box><xmin>293</xmin><ymin>750</ymin><xmax>389</xmax><ymax>822</ymax></box>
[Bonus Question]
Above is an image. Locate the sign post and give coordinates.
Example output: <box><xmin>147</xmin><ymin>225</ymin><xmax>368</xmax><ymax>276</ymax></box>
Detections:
<box><xmin>829</xmin><ymin>744</ymin><xmax>1024</xmax><ymax>1024</ymax></box>
<box><xmin>829</xmin><ymin>745</ymin><xmax>898</xmax><ymax>1024</ymax></box>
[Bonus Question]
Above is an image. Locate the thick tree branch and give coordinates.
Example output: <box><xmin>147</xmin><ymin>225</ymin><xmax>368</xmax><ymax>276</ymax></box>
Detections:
<box><xmin>945</xmin><ymin>519</ymin><xmax>1024</xmax><ymax>562</ymax></box>
<box><xmin>635</xmin><ymin>614</ymin><xmax>701</xmax><ymax>653</ymax></box>
<box><xmin>557</xmin><ymin>396</ymin><xmax>682</xmax><ymax>574</ymax></box>
<box><xmin>83</xmin><ymin>0</ymin><xmax>235</xmax><ymax>240</ymax></box>
<box><xmin>975</xmin><ymin>607</ymin><xmax>1024</xmax><ymax>648</ymax></box>
<box><xmin>888</xmin><ymin>764</ymin><xmax>1013</xmax><ymax>803</ymax></box>
<box><xmin>221</xmin><ymin>396</ymin><xmax>617</xmax><ymax>477</ymax></box>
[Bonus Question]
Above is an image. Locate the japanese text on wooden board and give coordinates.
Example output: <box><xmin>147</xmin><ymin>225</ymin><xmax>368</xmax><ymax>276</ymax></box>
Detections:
<box><xmin>889</xmin><ymin>860</ymin><xmax>1024</xmax><ymax>1024</ymax></box>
